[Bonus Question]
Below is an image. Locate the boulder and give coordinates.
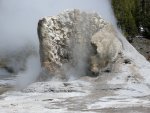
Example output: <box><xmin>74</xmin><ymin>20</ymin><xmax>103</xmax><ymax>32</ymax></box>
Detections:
<box><xmin>37</xmin><ymin>9</ymin><xmax>122</xmax><ymax>77</ymax></box>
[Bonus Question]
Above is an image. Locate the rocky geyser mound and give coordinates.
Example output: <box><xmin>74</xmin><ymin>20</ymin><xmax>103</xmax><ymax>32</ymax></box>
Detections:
<box><xmin>38</xmin><ymin>9</ymin><xmax>122</xmax><ymax>78</ymax></box>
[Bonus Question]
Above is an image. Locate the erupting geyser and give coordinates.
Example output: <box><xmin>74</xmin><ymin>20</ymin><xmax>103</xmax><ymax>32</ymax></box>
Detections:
<box><xmin>0</xmin><ymin>1</ymin><xmax>150</xmax><ymax>113</ymax></box>
<box><xmin>0</xmin><ymin>0</ymin><xmax>117</xmax><ymax>85</ymax></box>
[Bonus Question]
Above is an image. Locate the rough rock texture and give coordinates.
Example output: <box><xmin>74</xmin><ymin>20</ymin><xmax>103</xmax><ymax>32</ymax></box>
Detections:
<box><xmin>38</xmin><ymin>9</ymin><xmax>122</xmax><ymax>77</ymax></box>
<box><xmin>90</xmin><ymin>25</ymin><xmax>122</xmax><ymax>73</ymax></box>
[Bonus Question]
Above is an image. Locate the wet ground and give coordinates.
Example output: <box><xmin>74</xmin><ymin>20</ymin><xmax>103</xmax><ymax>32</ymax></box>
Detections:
<box><xmin>0</xmin><ymin>81</ymin><xmax>150</xmax><ymax>113</ymax></box>
<box><xmin>0</xmin><ymin>72</ymin><xmax>150</xmax><ymax>113</ymax></box>
<box><xmin>92</xmin><ymin>107</ymin><xmax>150</xmax><ymax>113</ymax></box>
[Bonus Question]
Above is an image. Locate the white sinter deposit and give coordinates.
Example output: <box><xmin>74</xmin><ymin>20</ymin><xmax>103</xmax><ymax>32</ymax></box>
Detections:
<box><xmin>0</xmin><ymin>10</ymin><xmax>150</xmax><ymax>113</ymax></box>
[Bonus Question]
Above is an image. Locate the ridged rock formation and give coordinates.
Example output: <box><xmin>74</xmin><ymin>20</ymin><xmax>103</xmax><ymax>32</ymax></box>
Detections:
<box><xmin>38</xmin><ymin>9</ymin><xmax>122</xmax><ymax>77</ymax></box>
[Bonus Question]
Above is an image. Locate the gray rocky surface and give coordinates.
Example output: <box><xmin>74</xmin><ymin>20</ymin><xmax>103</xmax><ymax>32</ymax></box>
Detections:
<box><xmin>38</xmin><ymin>9</ymin><xmax>122</xmax><ymax>77</ymax></box>
<box><xmin>131</xmin><ymin>37</ymin><xmax>150</xmax><ymax>62</ymax></box>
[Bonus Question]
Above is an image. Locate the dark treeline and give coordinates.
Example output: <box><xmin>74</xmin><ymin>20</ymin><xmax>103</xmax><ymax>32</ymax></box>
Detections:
<box><xmin>112</xmin><ymin>0</ymin><xmax>150</xmax><ymax>39</ymax></box>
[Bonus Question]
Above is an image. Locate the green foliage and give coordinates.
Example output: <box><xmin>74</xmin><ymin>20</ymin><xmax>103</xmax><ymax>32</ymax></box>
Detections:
<box><xmin>142</xmin><ymin>0</ymin><xmax>150</xmax><ymax>37</ymax></box>
<box><xmin>112</xmin><ymin>0</ymin><xmax>150</xmax><ymax>39</ymax></box>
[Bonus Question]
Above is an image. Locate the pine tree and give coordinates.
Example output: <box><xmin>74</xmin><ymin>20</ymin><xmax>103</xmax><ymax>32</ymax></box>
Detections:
<box><xmin>142</xmin><ymin>0</ymin><xmax>150</xmax><ymax>38</ymax></box>
<box><xmin>111</xmin><ymin>0</ymin><xmax>138</xmax><ymax>38</ymax></box>
<box><xmin>111</xmin><ymin>0</ymin><xmax>150</xmax><ymax>39</ymax></box>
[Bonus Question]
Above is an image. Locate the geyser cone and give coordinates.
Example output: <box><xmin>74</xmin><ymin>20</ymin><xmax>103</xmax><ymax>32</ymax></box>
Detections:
<box><xmin>37</xmin><ymin>9</ymin><xmax>122</xmax><ymax>79</ymax></box>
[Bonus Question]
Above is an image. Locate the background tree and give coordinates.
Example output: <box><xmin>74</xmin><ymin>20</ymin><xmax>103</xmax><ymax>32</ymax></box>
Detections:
<box><xmin>141</xmin><ymin>0</ymin><xmax>150</xmax><ymax>37</ymax></box>
<box><xmin>111</xmin><ymin>0</ymin><xmax>150</xmax><ymax>39</ymax></box>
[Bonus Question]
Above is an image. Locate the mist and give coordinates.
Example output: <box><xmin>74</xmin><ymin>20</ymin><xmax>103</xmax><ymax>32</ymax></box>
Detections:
<box><xmin>15</xmin><ymin>55</ymin><xmax>41</xmax><ymax>89</ymax></box>
<box><xmin>0</xmin><ymin>0</ymin><xmax>115</xmax><ymax>53</ymax></box>
<box><xmin>0</xmin><ymin>0</ymin><xmax>116</xmax><ymax>55</ymax></box>
<box><xmin>0</xmin><ymin>0</ymin><xmax>117</xmax><ymax>87</ymax></box>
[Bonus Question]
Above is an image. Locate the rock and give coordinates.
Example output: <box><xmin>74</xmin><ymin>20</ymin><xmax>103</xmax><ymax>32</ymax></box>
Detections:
<box><xmin>38</xmin><ymin>9</ymin><xmax>122</xmax><ymax>77</ymax></box>
<box><xmin>131</xmin><ymin>37</ymin><xmax>150</xmax><ymax>62</ymax></box>
<box><xmin>90</xmin><ymin>25</ymin><xmax>122</xmax><ymax>73</ymax></box>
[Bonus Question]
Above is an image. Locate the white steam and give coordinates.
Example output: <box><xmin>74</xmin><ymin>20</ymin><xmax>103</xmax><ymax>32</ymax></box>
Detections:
<box><xmin>0</xmin><ymin>0</ymin><xmax>115</xmax><ymax>53</ymax></box>
<box><xmin>15</xmin><ymin>55</ymin><xmax>41</xmax><ymax>89</ymax></box>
